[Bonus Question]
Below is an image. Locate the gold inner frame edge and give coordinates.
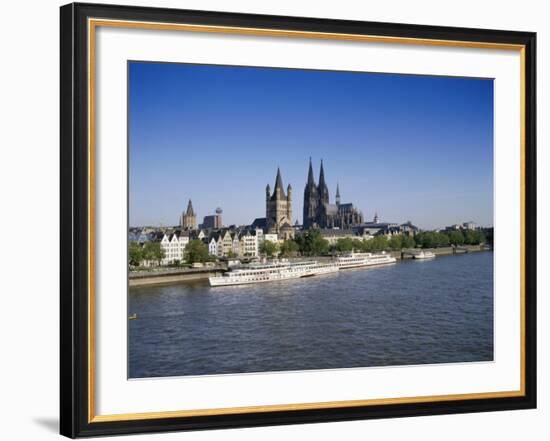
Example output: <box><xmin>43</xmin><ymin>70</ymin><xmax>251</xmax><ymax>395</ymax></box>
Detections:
<box><xmin>87</xmin><ymin>17</ymin><xmax>527</xmax><ymax>423</ymax></box>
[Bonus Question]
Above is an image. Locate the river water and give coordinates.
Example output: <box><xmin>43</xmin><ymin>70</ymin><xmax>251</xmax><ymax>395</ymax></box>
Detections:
<box><xmin>129</xmin><ymin>251</ymin><xmax>493</xmax><ymax>378</ymax></box>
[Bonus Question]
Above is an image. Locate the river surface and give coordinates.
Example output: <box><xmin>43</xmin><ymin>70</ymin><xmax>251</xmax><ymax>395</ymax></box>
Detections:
<box><xmin>129</xmin><ymin>252</ymin><xmax>493</xmax><ymax>378</ymax></box>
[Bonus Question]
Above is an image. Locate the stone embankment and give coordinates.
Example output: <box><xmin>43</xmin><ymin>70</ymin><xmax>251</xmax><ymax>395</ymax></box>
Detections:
<box><xmin>129</xmin><ymin>266</ymin><xmax>225</xmax><ymax>287</ymax></box>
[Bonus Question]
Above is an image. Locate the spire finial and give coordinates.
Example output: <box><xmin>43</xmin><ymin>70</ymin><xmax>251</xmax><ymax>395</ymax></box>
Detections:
<box><xmin>319</xmin><ymin>159</ymin><xmax>326</xmax><ymax>185</ymax></box>
<box><xmin>274</xmin><ymin>167</ymin><xmax>285</xmax><ymax>196</ymax></box>
<box><xmin>307</xmin><ymin>157</ymin><xmax>315</xmax><ymax>186</ymax></box>
<box><xmin>186</xmin><ymin>199</ymin><xmax>195</xmax><ymax>216</ymax></box>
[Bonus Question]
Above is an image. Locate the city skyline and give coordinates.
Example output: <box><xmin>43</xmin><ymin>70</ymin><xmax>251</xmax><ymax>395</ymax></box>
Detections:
<box><xmin>129</xmin><ymin>62</ymin><xmax>494</xmax><ymax>230</ymax></box>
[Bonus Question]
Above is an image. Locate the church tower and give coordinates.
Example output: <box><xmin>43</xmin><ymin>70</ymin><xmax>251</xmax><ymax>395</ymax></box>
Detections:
<box><xmin>266</xmin><ymin>168</ymin><xmax>292</xmax><ymax>233</ymax></box>
<box><xmin>336</xmin><ymin>183</ymin><xmax>341</xmax><ymax>206</ymax></box>
<box><xmin>181</xmin><ymin>199</ymin><xmax>197</xmax><ymax>229</ymax></box>
<box><xmin>303</xmin><ymin>158</ymin><xmax>318</xmax><ymax>229</ymax></box>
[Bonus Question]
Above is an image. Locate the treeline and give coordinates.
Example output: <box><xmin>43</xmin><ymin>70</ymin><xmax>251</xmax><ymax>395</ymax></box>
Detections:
<box><xmin>414</xmin><ymin>229</ymin><xmax>486</xmax><ymax>248</ymax></box>
<box><xmin>273</xmin><ymin>229</ymin><xmax>487</xmax><ymax>258</ymax></box>
<box><xmin>129</xmin><ymin>241</ymin><xmax>164</xmax><ymax>266</ymax></box>
<box><xmin>129</xmin><ymin>239</ymin><xmax>215</xmax><ymax>266</ymax></box>
<box><xmin>130</xmin><ymin>229</ymin><xmax>488</xmax><ymax>266</ymax></box>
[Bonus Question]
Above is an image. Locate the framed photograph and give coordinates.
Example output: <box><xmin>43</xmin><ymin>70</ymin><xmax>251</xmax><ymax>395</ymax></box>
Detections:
<box><xmin>60</xmin><ymin>2</ymin><xmax>536</xmax><ymax>438</ymax></box>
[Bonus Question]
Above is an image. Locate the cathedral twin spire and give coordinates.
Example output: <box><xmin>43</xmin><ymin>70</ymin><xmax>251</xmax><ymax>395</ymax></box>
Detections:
<box><xmin>318</xmin><ymin>160</ymin><xmax>330</xmax><ymax>204</ymax></box>
<box><xmin>306</xmin><ymin>158</ymin><xmax>329</xmax><ymax>194</ymax></box>
<box><xmin>303</xmin><ymin>158</ymin><xmax>333</xmax><ymax>229</ymax></box>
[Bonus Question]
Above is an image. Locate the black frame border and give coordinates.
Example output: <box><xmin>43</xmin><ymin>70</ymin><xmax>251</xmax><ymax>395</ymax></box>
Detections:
<box><xmin>60</xmin><ymin>2</ymin><xmax>537</xmax><ymax>438</ymax></box>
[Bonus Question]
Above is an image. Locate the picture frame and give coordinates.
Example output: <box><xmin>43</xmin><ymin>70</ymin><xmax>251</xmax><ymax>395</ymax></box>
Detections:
<box><xmin>60</xmin><ymin>2</ymin><xmax>537</xmax><ymax>438</ymax></box>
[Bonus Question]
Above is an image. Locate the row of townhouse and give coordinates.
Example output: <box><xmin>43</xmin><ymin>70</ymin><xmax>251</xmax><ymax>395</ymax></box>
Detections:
<box><xmin>159</xmin><ymin>231</ymin><xmax>190</xmax><ymax>265</ymax></box>
<box><xmin>207</xmin><ymin>228</ymin><xmax>264</xmax><ymax>258</ymax></box>
<box><xmin>205</xmin><ymin>229</ymin><xmax>280</xmax><ymax>259</ymax></box>
<box><xmin>140</xmin><ymin>227</ymin><xmax>281</xmax><ymax>266</ymax></box>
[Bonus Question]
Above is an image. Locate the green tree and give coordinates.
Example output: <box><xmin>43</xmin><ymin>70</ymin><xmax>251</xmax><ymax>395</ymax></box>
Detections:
<box><xmin>424</xmin><ymin>232</ymin><xmax>438</xmax><ymax>248</ymax></box>
<box><xmin>352</xmin><ymin>239</ymin><xmax>366</xmax><ymax>252</ymax></box>
<box><xmin>369</xmin><ymin>235</ymin><xmax>389</xmax><ymax>251</ymax></box>
<box><xmin>335</xmin><ymin>237</ymin><xmax>354</xmax><ymax>253</ymax></box>
<box><xmin>279</xmin><ymin>240</ymin><xmax>299</xmax><ymax>257</ymax></box>
<box><xmin>448</xmin><ymin>230</ymin><xmax>465</xmax><ymax>246</ymax></box>
<box><xmin>310</xmin><ymin>233</ymin><xmax>330</xmax><ymax>255</ymax></box>
<box><xmin>362</xmin><ymin>238</ymin><xmax>374</xmax><ymax>252</ymax></box>
<box><xmin>435</xmin><ymin>232</ymin><xmax>450</xmax><ymax>247</ymax></box>
<box><xmin>414</xmin><ymin>232</ymin><xmax>424</xmax><ymax>248</ymax></box>
<box><xmin>388</xmin><ymin>234</ymin><xmax>403</xmax><ymax>251</ymax></box>
<box><xmin>142</xmin><ymin>241</ymin><xmax>165</xmax><ymax>266</ymax></box>
<box><xmin>184</xmin><ymin>239</ymin><xmax>211</xmax><ymax>264</ymax></box>
<box><xmin>476</xmin><ymin>230</ymin><xmax>487</xmax><ymax>244</ymax></box>
<box><xmin>129</xmin><ymin>241</ymin><xmax>143</xmax><ymax>267</ymax></box>
<box><xmin>463</xmin><ymin>230</ymin><xmax>486</xmax><ymax>245</ymax></box>
<box><xmin>295</xmin><ymin>229</ymin><xmax>329</xmax><ymax>256</ymax></box>
<box><xmin>402</xmin><ymin>235</ymin><xmax>416</xmax><ymax>249</ymax></box>
<box><xmin>260</xmin><ymin>240</ymin><xmax>279</xmax><ymax>258</ymax></box>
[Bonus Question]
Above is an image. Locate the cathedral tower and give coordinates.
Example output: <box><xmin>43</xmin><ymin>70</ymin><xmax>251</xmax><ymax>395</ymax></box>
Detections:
<box><xmin>303</xmin><ymin>158</ymin><xmax>318</xmax><ymax>229</ymax></box>
<box><xmin>302</xmin><ymin>159</ymin><xmax>364</xmax><ymax>230</ymax></box>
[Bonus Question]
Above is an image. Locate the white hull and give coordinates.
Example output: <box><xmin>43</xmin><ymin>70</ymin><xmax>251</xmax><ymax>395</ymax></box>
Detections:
<box><xmin>337</xmin><ymin>260</ymin><xmax>396</xmax><ymax>269</ymax></box>
<box><xmin>414</xmin><ymin>251</ymin><xmax>436</xmax><ymax>260</ymax></box>
<box><xmin>209</xmin><ymin>260</ymin><xmax>339</xmax><ymax>287</ymax></box>
<box><xmin>335</xmin><ymin>252</ymin><xmax>397</xmax><ymax>270</ymax></box>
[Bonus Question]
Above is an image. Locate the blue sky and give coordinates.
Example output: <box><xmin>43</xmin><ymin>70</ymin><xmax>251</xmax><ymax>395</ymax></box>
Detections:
<box><xmin>129</xmin><ymin>61</ymin><xmax>493</xmax><ymax>230</ymax></box>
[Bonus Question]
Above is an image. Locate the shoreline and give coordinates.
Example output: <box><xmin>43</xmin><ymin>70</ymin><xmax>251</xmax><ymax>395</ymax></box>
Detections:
<box><xmin>129</xmin><ymin>245</ymin><xmax>491</xmax><ymax>288</ymax></box>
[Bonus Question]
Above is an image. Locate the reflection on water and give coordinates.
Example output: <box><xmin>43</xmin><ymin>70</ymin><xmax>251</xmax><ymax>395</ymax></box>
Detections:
<box><xmin>129</xmin><ymin>252</ymin><xmax>493</xmax><ymax>378</ymax></box>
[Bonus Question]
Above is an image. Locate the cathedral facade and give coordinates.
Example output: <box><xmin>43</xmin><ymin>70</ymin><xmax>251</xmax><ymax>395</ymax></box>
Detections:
<box><xmin>303</xmin><ymin>159</ymin><xmax>363</xmax><ymax>229</ymax></box>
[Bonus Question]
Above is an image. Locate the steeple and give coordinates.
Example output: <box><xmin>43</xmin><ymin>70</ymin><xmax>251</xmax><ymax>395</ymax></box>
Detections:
<box><xmin>181</xmin><ymin>199</ymin><xmax>197</xmax><ymax>229</ymax></box>
<box><xmin>307</xmin><ymin>157</ymin><xmax>316</xmax><ymax>186</ymax></box>
<box><xmin>186</xmin><ymin>199</ymin><xmax>195</xmax><ymax>216</ymax></box>
<box><xmin>271</xmin><ymin>167</ymin><xmax>286</xmax><ymax>200</ymax></box>
<box><xmin>336</xmin><ymin>183</ymin><xmax>341</xmax><ymax>205</ymax></box>
<box><xmin>318</xmin><ymin>159</ymin><xmax>329</xmax><ymax>204</ymax></box>
<box><xmin>266</xmin><ymin>167</ymin><xmax>293</xmax><ymax>234</ymax></box>
<box><xmin>319</xmin><ymin>159</ymin><xmax>326</xmax><ymax>187</ymax></box>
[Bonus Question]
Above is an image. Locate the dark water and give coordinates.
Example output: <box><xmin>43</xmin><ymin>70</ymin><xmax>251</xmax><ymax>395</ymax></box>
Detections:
<box><xmin>129</xmin><ymin>252</ymin><xmax>493</xmax><ymax>378</ymax></box>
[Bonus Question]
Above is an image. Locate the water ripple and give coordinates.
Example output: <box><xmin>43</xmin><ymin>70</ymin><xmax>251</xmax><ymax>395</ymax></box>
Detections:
<box><xmin>129</xmin><ymin>252</ymin><xmax>493</xmax><ymax>378</ymax></box>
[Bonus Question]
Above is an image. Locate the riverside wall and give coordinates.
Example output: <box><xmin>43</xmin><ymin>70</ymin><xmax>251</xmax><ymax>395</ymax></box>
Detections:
<box><xmin>129</xmin><ymin>267</ymin><xmax>225</xmax><ymax>287</ymax></box>
<box><xmin>392</xmin><ymin>244</ymin><xmax>489</xmax><ymax>260</ymax></box>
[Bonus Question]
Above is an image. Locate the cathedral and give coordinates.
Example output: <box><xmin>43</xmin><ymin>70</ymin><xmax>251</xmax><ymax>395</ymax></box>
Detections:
<box><xmin>303</xmin><ymin>159</ymin><xmax>364</xmax><ymax>229</ymax></box>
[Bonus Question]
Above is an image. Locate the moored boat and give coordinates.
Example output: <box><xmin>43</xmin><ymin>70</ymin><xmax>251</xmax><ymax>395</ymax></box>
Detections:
<box><xmin>209</xmin><ymin>259</ymin><xmax>339</xmax><ymax>287</ymax></box>
<box><xmin>414</xmin><ymin>250</ymin><xmax>436</xmax><ymax>260</ymax></box>
<box><xmin>334</xmin><ymin>251</ymin><xmax>397</xmax><ymax>269</ymax></box>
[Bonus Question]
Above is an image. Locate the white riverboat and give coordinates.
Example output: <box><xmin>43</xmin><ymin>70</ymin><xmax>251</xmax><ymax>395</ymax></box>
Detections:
<box><xmin>209</xmin><ymin>259</ymin><xmax>339</xmax><ymax>287</ymax></box>
<box><xmin>334</xmin><ymin>251</ymin><xmax>397</xmax><ymax>269</ymax></box>
<box><xmin>414</xmin><ymin>250</ymin><xmax>436</xmax><ymax>260</ymax></box>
